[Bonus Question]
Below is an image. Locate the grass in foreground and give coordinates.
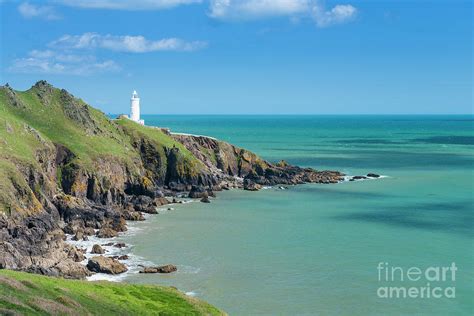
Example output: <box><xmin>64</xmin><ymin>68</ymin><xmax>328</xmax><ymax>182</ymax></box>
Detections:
<box><xmin>0</xmin><ymin>270</ymin><xmax>225</xmax><ymax>316</ymax></box>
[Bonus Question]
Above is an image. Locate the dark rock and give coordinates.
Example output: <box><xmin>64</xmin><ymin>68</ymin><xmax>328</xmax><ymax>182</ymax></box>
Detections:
<box><xmin>111</xmin><ymin>255</ymin><xmax>129</xmax><ymax>260</ymax></box>
<box><xmin>367</xmin><ymin>173</ymin><xmax>380</xmax><ymax>178</ymax></box>
<box><xmin>114</xmin><ymin>242</ymin><xmax>126</xmax><ymax>248</ymax></box>
<box><xmin>200</xmin><ymin>195</ymin><xmax>211</xmax><ymax>203</ymax></box>
<box><xmin>153</xmin><ymin>190</ymin><xmax>165</xmax><ymax>198</ymax></box>
<box><xmin>243</xmin><ymin>179</ymin><xmax>262</xmax><ymax>191</ymax></box>
<box><xmin>86</xmin><ymin>256</ymin><xmax>128</xmax><ymax>274</ymax></box>
<box><xmin>188</xmin><ymin>185</ymin><xmax>209</xmax><ymax>198</ymax></box>
<box><xmin>352</xmin><ymin>176</ymin><xmax>367</xmax><ymax>180</ymax></box>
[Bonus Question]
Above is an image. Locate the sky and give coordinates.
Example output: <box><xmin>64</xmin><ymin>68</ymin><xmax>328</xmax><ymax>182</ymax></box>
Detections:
<box><xmin>0</xmin><ymin>0</ymin><xmax>472</xmax><ymax>114</ymax></box>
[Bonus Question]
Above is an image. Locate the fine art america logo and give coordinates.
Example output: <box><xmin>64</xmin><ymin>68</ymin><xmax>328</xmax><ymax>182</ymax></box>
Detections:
<box><xmin>377</xmin><ymin>262</ymin><xmax>457</xmax><ymax>299</ymax></box>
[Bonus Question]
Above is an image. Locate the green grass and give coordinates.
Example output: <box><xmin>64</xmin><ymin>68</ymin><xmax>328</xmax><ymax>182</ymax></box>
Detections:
<box><xmin>0</xmin><ymin>82</ymin><xmax>210</xmax><ymax>214</ymax></box>
<box><xmin>117</xmin><ymin>118</ymin><xmax>204</xmax><ymax>177</ymax></box>
<box><xmin>116</xmin><ymin>118</ymin><xmax>199</xmax><ymax>162</ymax></box>
<box><xmin>0</xmin><ymin>270</ymin><xmax>225</xmax><ymax>316</ymax></box>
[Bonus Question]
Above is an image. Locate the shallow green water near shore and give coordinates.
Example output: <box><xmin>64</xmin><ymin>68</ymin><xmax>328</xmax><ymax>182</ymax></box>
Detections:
<box><xmin>124</xmin><ymin>115</ymin><xmax>473</xmax><ymax>315</ymax></box>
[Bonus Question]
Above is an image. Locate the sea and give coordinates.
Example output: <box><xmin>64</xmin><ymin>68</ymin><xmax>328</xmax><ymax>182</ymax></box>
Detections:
<box><xmin>107</xmin><ymin>115</ymin><xmax>473</xmax><ymax>315</ymax></box>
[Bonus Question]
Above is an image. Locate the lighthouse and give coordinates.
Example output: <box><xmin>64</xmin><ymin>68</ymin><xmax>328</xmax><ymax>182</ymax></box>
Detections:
<box><xmin>130</xmin><ymin>90</ymin><xmax>144</xmax><ymax>125</ymax></box>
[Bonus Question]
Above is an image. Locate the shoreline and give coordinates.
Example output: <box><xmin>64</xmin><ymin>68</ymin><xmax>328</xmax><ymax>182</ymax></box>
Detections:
<box><xmin>65</xmin><ymin>174</ymin><xmax>386</xmax><ymax>287</ymax></box>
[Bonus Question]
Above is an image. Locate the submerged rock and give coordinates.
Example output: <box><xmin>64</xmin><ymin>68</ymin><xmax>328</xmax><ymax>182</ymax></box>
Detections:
<box><xmin>367</xmin><ymin>173</ymin><xmax>380</xmax><ymax>178</ymax></box>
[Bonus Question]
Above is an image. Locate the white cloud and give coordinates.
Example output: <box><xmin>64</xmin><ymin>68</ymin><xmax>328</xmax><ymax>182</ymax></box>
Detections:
<box><xmin>9</xmin><ymin>50</ymin><xmax>120</xmax><ymax>75</ymax></box>
<box><xmin>208</xmin><ymin>0</ymin><xmax>357</xmax><ymax>27</ymax></box>
<box><xmin>49</xmin><ymin>33</ymin><xmax>208</xmax><ymax>52</ymax></box>
<box><xmin>312</xmin><ymin>4</ymin><xmax>357</xmax><ymax>27</ymax></box>
<box><xmin>209</xmin><ymin>0</ymin><xmax>310</xmax><ymax>19</ymax></box>
<box><xmin>18</xmin><ymin>2</ymin><xmax>60</xmax><ymax>20</ymax></box>
<box><xmin>54</xmin><ymin>0</ymin><xmax>202</xmax><ymax>10</ymax></box>
<box><xmin>9</xmin><ymin>32</ymin><xmax>206</xmax><ymax>75</ymax></box>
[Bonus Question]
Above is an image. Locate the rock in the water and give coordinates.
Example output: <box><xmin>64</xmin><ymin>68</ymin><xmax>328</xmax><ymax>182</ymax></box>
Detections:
<box><xmin>91</xmin><ymin>244</ymin><xmax>105</xmax><ymax>254</ymax></box>
<box><xmin>114</xmin><ymin>242</ymin><xmax>126</xmax><ymax>248</ymax></box>
<box><xmin>86</xmin><ymin>256</ymin><xmax>128</xmax><ymax>274</ymax></box>
<box><xmin>123</xmin><ymin>210</ymin><xmax>145</xmax><ymax>221</ymax></box>
<box><xmin>243</xmin><ymin>179</ymin><xmax>262</xmax><ymax>191</ymax></box>
<box><xmin>351</xmin><ymin>176</ymin><xmax>367</xmax><ymax>180</ymax></box>
<box><xmin>72</xmin><ymin>231</ymin><xmax>84</xmax><ymax>241</ymax></box>
<box><xmin>83</xmin><ymin>227</ymin><xmax>95</xmax><ymax>236</ymax></box>
<box><xmin>367</xmin><ymin>173</ymin><xmax>380</xmax><ymax>178</ymax></box>
<box><xmin>139</xmin><ymin>264</ymin><xmax>177</xmax><ymax>274</ymax></box>
<box><xmin>200</xmin><ymin>195</ymin><xmax>211</xmax><ymax>203</ymax></box>
<box><xmin>188</xmin><ymin>185</ymin><xmax>212</xmax><ymax>199</ymax></box>
<box><xmin>96</xmin><ymin>227</ymin><xmax>118</xmax><ymax>238</ymax></box>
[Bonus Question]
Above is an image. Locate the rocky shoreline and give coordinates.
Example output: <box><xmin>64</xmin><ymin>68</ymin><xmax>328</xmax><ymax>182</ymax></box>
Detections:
<box><xmin>0</xmin><ymin>81</ymin><xmax>379</xmax><ymax>280</ymax></box>
<box><xmin>0</xmin><ymin>170</ymin><xmax>345</xmax><ymax>279</ymax></box>
<box><xmin>0</xmin><ymin>81</ymin><xmax>384</xmax><ymax>279</ymax></box>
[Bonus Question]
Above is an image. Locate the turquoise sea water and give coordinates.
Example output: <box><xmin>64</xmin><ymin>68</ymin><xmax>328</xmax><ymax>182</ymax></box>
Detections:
<box><xmin>122</xmin><ymin>115</ymin><xmax>473</xmax><ymax>315</ymax></box>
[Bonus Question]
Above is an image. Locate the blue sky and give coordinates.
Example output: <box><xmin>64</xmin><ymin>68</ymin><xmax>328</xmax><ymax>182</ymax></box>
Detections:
<box><xmin>0</xmin><ymin>0</ymin><xmax>472</xmax><ymax>114</ymax></box>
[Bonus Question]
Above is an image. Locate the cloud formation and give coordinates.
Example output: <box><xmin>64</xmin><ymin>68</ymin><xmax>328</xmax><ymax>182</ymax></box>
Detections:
<box><xmin>312</xmin><ymin>4</ymin><xmax>357</xmax><ymax>27</ymax></box>
<box><xmin>49</xmin><ymin>33</ymin><xmax>208</xmax><ymax>52</ymax></box>
<box><xmin>54</xmin><ymin>0</ymin><xmax>202</xmax><ymax>10</ymax></box>
<box><xmin>209</xmin><ymin>0</ymin><xmax>309</xmax><ymax>19</ymax></box>
<box><xmin>9</xmin><ymin>50</ymin><xmax>120</xmax><ymax>75</ymax></box>
<box><xmin>18</xmin><ymin>2</ymin><xmax>60</xmax><ymax>20</ymax></box>
<box><xmin>9</xmin><ymin>33</ymin><xmax>206</xmax><ymax>75</ymax></box>
<box><xmin>208</xmin><ymin>0</ymin><xmax>357</xmax><ymax>27</ymax></box>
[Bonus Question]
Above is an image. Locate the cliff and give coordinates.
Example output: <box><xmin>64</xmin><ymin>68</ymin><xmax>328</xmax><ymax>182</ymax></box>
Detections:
<box><xmin>0</xmin><ymin>81</ymin><xmax>343</xmax><ymax>278</ymax></box>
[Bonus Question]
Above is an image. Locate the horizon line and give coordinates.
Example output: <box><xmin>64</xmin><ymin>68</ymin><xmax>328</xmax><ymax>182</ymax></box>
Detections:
<box><xmin>107</xmin><ymin>113</ymin><xmax>474</xmax><ymax>116</ymax></box>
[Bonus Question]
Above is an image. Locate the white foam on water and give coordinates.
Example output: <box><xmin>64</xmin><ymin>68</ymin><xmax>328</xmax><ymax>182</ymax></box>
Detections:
<box><xmin>180</xmin><ymin>199</ymin><xmax>195</xmax><ymax>204</ymax></box>
<box><xmin>185</xmin><ymin>291</ymin><xmax>197</xmax><ymax>297</ymax></box>
<box><xmin>65</xmin><ymin>223</ymin><xmax>157</xmax><ymax>282</ymax></box>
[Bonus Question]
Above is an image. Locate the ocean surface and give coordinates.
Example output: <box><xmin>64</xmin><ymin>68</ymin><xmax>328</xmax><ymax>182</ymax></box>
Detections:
<box><xmin>115</xmin><ymin>115</ymin><xmax>473</xmax><ymax>315</ymax></box>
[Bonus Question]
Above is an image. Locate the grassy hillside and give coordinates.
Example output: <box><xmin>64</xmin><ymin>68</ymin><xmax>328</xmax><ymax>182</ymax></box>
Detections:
<box><xmin>0</xmin><ymin>81</ymin><xmax>205</xmax><ymax>215</ymax></box>
<box><xmin>0</xmin><ymin>270</ymin><xmax>225</xmax><ymax>315</ymax></box>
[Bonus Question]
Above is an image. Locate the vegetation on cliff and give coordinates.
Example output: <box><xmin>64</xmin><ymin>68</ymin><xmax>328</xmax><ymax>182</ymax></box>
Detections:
<box><xmin>0</xmin><ymin>269</ymin><xmax>224</xmax><ymax>315</ymax></box>
<box><xmin>0</xmin><ymin>81</ymin><xmax>343</xmax><ymax>279</ymax></box>
<box><xmin>0</xmin><ymin>81</ymin><xmax>204</xmax><ymax>216</ymax></box>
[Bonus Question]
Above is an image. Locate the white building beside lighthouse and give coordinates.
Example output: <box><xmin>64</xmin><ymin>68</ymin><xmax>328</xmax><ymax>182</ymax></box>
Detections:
<box><xmin>129</xmin><ymin>90</ymin><xmax>144</xmax><ymax>125</ymax></box>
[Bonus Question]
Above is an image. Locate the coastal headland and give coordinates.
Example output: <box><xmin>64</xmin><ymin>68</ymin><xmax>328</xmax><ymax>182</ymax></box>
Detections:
<box><xmin>0</xmin><ymin>80</ymin><xmax>346</xmax><ymax>279</ymax></box>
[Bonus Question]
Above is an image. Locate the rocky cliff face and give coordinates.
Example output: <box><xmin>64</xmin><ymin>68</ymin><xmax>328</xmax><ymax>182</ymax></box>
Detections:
<box><xmin>0</xmin><ymin>81</ymin><xmax>344</xmax><ymax>278</ymax></box>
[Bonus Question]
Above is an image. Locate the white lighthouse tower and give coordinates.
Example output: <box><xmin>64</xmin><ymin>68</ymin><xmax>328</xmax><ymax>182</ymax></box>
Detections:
<box><xmin>130</xmin><ymin>90</ymin><xmax>144</xmax><ymax>125</ymax></box>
